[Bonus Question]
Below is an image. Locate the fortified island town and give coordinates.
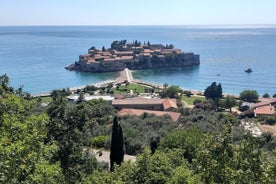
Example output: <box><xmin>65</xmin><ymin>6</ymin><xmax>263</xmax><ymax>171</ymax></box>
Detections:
<box><xmin>65</xmin><ymin>40</ymin><xmax>200</xmax><ymax>72</ymax></box>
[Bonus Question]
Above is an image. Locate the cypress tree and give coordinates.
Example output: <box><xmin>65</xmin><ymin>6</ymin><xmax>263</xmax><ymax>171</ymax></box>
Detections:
<box><xmin>110</xmin><ymin>116</ymin><xmax>124</xmax><ymax>171</ymax></box>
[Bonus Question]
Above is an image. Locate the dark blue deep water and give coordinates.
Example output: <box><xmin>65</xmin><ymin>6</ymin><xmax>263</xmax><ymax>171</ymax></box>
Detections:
<box><xmin>0</xmin><ymin>26</ymin><xmax>275</xmax><ymax>95</ymax></box>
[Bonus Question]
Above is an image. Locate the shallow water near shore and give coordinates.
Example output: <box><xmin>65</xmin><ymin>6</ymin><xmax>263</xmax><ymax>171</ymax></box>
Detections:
<box><xmin>0</xmin><ymin>26</ymin><xmax>275</xmax><ymax>95</ymax></box>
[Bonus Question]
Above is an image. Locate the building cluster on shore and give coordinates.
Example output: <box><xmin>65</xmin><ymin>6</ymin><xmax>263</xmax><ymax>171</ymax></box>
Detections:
<box><xmin>65</xmin><ymin>40</ymin><xmax>200</xmax><ymax>72</ymax></box>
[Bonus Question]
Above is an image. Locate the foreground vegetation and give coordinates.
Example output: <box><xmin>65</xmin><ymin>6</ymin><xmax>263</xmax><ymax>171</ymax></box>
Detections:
<box><xmin>1</xmin><ymin>74</ymin><xmax>276</xmax><ymax>183</ymax></box>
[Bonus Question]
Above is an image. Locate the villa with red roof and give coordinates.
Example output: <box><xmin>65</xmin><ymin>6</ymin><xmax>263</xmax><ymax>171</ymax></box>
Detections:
<box><xmin>112</xmin><ymin>97</ymin><xmax>180</xmax><ymax>122</ymax></box>
<box><xmin>254</xmin><ymin>98</ymin><xmax>276</xmax><ymax>116</ymax></box>
<box><xmin>112</xmin><ymin>97</ymin><xmax>177</xmax><ymax>111</ymax></box>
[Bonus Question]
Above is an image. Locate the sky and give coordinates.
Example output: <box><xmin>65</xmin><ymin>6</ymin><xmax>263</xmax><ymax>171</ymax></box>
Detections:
<box><xmin>0</xmin><ymin>0</ymin><xmax>276</xmax><ymax>26</ymax></box>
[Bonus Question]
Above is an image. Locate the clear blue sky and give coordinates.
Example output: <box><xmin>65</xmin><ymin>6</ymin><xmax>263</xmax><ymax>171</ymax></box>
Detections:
<box><xmin>0</xmin><ymin>0</ymin><xmax>276</xmax><ymax>26</ymax></box>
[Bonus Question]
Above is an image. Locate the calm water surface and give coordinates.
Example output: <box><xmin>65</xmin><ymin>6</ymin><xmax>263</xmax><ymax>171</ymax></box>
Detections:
<box><xmin>0</xmin><ymin>26</ymin><xmax>275</xmax><ymax>95</ymax></box>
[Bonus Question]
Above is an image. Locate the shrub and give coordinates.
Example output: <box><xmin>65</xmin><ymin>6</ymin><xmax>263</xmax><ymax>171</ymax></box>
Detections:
<box><xmin>243</xmin><ymin>109</ymin><xmax>255</xmax><ymax>118</ymax></box>
<box><xmin>91</xmin><ymin>135</ymin><xmax>109</xmax><ymax>148</ymax></box>
<box><xmin>239</xmin><ymin>90</ymin><xmax>259</xmax><ymax>103</ymax></box>
<box><xmin>263</xmin><ymin>93</ymin><xmax>270</xmax><ymax>98</ymax></box>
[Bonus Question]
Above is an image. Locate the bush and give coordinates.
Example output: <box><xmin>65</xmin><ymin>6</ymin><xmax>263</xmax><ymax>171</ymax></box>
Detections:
<box><xmin>263</xmin><ymin>93</ymin><xmax>270</xmax><ymax>98</ymax></box>
<box><xmin>266</xmin><ymin>116</ymin><xmax>276</xmax><ymax>125</ymax></box>
<box><xmin>193</xmin><ymin>99</ymin><xmax>202</xmax><ymax>105</ymax></box>
<box><xmin>91</xmin><ymin>135</ymin><xmax>109</xmax><ymax>148</ymax></box>
<box><xmin>183</xmin><ymin>90</ymin><xmax>193</xmax><ymax>97</ymax></box>
<box><xmin>243</xmin><ymin>109</ymin><xmax>255</xmax><ymax>118</ymax></box>
<box><xmin>119</xmin><ymin>114</ymin><xmax>176</xmax><ymax>155</ymax></box>
<box><xmin>240</xmin><ymin>90</ymin><xmax>259</xmax><ymax>103</ymax></box>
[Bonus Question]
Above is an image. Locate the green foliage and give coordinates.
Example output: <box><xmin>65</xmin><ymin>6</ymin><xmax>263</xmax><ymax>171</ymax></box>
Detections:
<box><xmin>182</xmin><ymin>90</ymin><xmax>193</xmax><ymax>97</ymax></box>
<box><xmin>110</xmin><ymin>116</ymin><xmax>124</xmax><ymax>171</ymax></box>
<box><xmin>83</xmin><ymin>85</ymin><xmax>98</xmax><ymax>94</ymax></box>
<box><xmin>263</xmin><ymin>93</ymin><xmax>270</xmax><ymax>98</ymax></box>
<box><xmin>240</xmin><ymin>90</ymin><xmax>259</xmax><ymax>102</ymax></box>
<box><xmin>111</xmin><ymin>40</ymin><xmax>127</xmax><ymax>50</ymax></box>
<box><xmin>204</xmin><ymin>82</ymin><xmax>223</xmax><ymax>101</ymax></box>
<box><xmin>46</xmin><ymin>97</ymin><xmax>113</xmax><ymax>183</ymax></box>
<box><xmin>113</xmin><ymin>83</ymin><xmax>151</xmax><ymax>95</ymax></box>
<box><xmin>29</xmin><ymin>160</ymin><xmax>65</xmax><ymax>183</ymax></box>
<box><xmin>91</xmin><ymin>135</ymin><xmax>109</xmax><ymax>148</ymax></box>
<box><xmin>0</xmin><ymin>74</ymin><xmax>14</xmax><ymax>94</ymax></box>
<box><xmin>160</xmin><ymin>127</ymin><xmax>206</xmax><ymax>162</ymax></box>
<box><xmin>160</xmin><ymin>85</ymin><xmax>182</xmax><ymax>99</ymax></box>
<box><xmin>51</xmin><ymin>88</ymin><xmax>71</xmax><ymax>99</ymax></box>
<box><xmin>0</xmin><ymin>86</ymin><xmax>63</xmax><ymax>183</ymax></box>
<box><xmin>40</xmin><ymin>96</ymin><xmax>53</xmax><ymax>103</ymax></box>
<box><xmin>220</xmin><ymin>95</ymin><xmax>237</xmax><ymax>112</ymax></box>
<box><xmin>2</xmin><ymin>74</ymin><xmax>276</xmax><ymax>183</ymax></box>
<box><xmin>87</xmin><ymin>148</ymin><xmax>202</xmax><ymax>184</ymax></box>
<box><xmin>120</xmin><ymin>114</ymin><xmax>177</xmax><ymax>155</ymax></box>
<box><xmin>182</xmin><ymin>95</ymin><xmax>205</xmax><ymax>105</ymax></box>
<box><xmin>258</xmin><ymin>113</ymin><xmax>276</xmax><ymax>125</ymax></box>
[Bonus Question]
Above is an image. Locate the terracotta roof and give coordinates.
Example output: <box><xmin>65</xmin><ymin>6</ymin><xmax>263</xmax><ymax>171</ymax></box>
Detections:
<box><xmin>163</xmin><ymin>99</ymin><xmax>177</xmax><ymax>110</ymax></box>
<box><xmin>112</xmin><ymin>97</ymin><xmax>177</xmax><ymax>110</ymax></box>
<box><xmin>114</xmin><ymin>51</ymin><xmax>133</xmax><ymax>55</ymax></box>
<box><xmin>253</xmin><ymin>98</ymin><xmax>276</xmax><ymax>108</ymax></box>
<box><xmin>254</xmin><ymin>105</ymin><xmax>275</xmax><ymax>115</ymax></box>
<box><xmin>112</xmin><ymin>98</ymin><xmax>164</xmax><ymax>105</ymax></box>
<box><xmin>104</xmin><ymin>58</ymin><xmax>115</xmax><ymax>62</ymax></box>
<box><xmin>144</xmin><ymin>49</ymin><xmax>154</xmax><ymax>53</ymax></box>
<box><xmin>118</xmin><ymin>108</ymin><xmax>181</xmax><ymax>122</ymax></box>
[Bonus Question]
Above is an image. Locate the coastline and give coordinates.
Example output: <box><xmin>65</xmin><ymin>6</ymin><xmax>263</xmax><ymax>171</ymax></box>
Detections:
<box><xmin>32</xmin><ymin>68</ymin><xmax>240</xmax><ymax>98</ymax></box>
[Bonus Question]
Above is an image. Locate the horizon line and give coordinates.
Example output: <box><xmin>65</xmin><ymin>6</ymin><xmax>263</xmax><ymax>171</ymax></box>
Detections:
<box><xmin>1</xmin><ymin>24</ymin><xmax>276</xmax><ymax>28</ymax></box>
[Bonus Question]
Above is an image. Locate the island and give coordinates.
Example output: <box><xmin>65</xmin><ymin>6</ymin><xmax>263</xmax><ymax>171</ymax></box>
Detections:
<box><xmin>65</xmin><ymin>40</ymin><xmax>200</xmax><ymax>72</ymax></box>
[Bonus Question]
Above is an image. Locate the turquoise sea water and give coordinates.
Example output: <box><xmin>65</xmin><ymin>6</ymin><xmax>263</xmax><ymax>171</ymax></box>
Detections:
<box><xmin>0</xmin><ymin>26</ymin><xmax>275</xmax><ymax>95</ymax></box>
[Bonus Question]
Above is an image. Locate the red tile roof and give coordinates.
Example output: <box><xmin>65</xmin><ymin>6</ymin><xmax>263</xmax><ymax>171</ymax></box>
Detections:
<box><xmin>254</xmin><ymin>105</ymin><xmax>275</xmax><ymax>115</ymax></box>
<box><xmin>254</xmin><ymin>98</ymin><xmax>276</xmax><ymax>108</ymax></box>
<box><xmin>253</xmin><ymin>98</ymin><xmax>276</xmax><ymax>115</ymax></box>
<box><xmin>118</xmin><ymin>108</ymin><xmax>181</xmax><ymax>122</ymax></box>
<box><xmin>112</xmin><ymin>97</ymin><xmax>177</xmax><ymax>110</ymax></box>
<box><xmin>163</xmin><ymin>99</ymin><xmax>178</xmax><ymax>110</ymax></box>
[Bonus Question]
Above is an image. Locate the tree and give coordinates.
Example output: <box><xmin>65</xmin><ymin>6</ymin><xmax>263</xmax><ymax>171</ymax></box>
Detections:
<box><xmin>0</xmin><ymin>74</ymin><xmax>14</xmax><ymax>94</ymax></box>
<box><xmin>221</xmin><ymin>95</ymin><xmax>237</xmax><ymax>112</ymax></box>
<box><xmin>0</xmin><ymin>85</ymin><xmax>64</xmax><ymax>183</ymax></box>
<box><xmin>204</xmin><ymin>82</ymin><xmax>223</xmax><ymax>101</ymax></box>
<box><xmin>163</xmin><ymin>82</ymin><xmax>169</xmax><ymax>88</ymax></box>
<box><xmin>263</xmin><ymin>93</ymin><xmax>270</xmax><ymax>98</ymax></box>
<box><xmin>47</xmin><ymin>97</ymin><xmax>104</xmax><ymax>183</ymax></box>
<box><xmin>240</xmin><ymin>90</ymin><xmax>259</xmax><ymax>102</ymax></box>
<box><xmin>110</xmin><ymin>116</ymin><xmax>124</xmax><ymax>171</ymax></box>
<box><xmin>160</xmin><ymin>127</ymin><xmax>206</xmax><ymax>163</ymax></box>
<box><xmin>160</xmin><ymin>85</ymin><xmax>182</xmax><ymax>99</ymax></box>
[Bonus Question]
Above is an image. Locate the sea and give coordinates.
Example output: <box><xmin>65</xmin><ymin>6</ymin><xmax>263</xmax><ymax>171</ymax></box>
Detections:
<box><xmin>0</xmin><ymin>25</ymin><xmax>275</xmax><ymax>96</ymax></box>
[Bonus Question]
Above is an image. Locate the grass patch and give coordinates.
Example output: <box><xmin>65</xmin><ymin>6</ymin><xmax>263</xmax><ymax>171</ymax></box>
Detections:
<box><xmin>32</xmin><ymin>96</ymin><xmax>53</xmax><ymax>103</ymax></box>
<box><xmin>41</xmin><ymin>96</ymin><xmax>53</xmax><ymax>103</ymax></box>
<box><xmin>181</xmin><ymin>95</ymin><xmax>205</xmax><ymax>105</ymax></box>
<box><xmin>113</xmin><ymin>83</ymin><xmax>152</xmax><ymax>94</ymax></box>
